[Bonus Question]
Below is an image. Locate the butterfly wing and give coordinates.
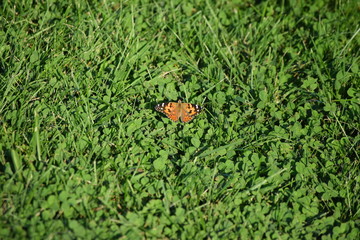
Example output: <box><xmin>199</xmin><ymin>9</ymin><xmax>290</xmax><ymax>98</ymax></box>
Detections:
<box><xmin>155</xmin><ymin>102</ymin><xmax>180</xmax><ymax>122</ymax></box>
<box><xmin>181</xmin><ymin>103</ymin><xmax>203</xmax><ymax>123</ymax></box>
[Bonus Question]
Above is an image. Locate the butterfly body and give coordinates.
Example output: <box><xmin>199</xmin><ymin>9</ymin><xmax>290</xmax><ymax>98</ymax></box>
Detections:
<box><xmin>155</xmin><ymin>100</ymin><xmax>203</xmax><ymax>123</ymax></box>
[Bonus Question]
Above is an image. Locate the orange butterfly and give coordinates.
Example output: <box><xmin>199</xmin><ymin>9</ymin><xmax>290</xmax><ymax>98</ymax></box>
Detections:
<box><xmin>155</xmin><ymin>100</ymin><xmax>203</xmax><ymax>123</ymax></box>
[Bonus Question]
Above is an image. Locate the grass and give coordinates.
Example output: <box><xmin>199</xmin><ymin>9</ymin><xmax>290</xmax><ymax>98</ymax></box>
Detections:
<box><xmin>1</xmin><ymin>0</ymin><xmax>359</xmax><ymax>239</ymax></box>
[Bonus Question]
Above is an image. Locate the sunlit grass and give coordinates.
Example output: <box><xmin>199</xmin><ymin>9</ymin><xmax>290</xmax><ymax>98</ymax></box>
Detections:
<box><xmin>0</xmin><ymin>0</ymin><xmax>359</xmax><ymax>239</ymax></box>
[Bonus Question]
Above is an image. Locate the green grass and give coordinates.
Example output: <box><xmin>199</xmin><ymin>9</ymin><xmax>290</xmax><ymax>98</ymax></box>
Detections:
<box><xmin>1</xmin><ymin>0</ymin><xmax>359</xmax><ymax>239</ymax></box>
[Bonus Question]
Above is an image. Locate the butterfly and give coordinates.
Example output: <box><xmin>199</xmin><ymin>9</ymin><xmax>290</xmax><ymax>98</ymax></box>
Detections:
<box><xmin>155</xmin><ymin>100</ymin><xmax>203</xmax><ymax>123</ymax></box>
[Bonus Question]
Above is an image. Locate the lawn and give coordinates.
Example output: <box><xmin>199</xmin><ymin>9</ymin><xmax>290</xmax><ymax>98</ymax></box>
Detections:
<box><xmin>1</xmin><ymin>0</ymin><xmax>359</xmax><ymax>239</ymax></box>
